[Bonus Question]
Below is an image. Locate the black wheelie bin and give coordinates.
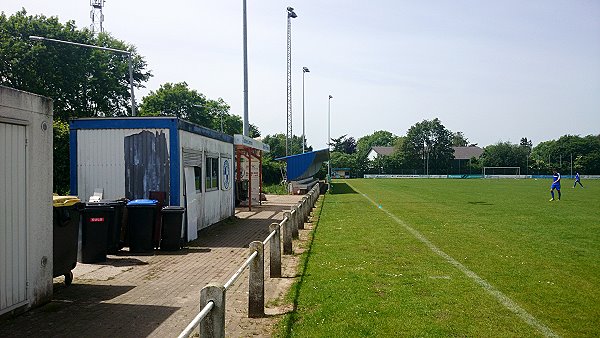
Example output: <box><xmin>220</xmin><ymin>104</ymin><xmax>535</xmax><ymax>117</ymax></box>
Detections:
<box><xmin>126</xmin><ymin>199</ymin><xmax>158</xmax><ymax>253</ymax></box>
<box><xmin>100</xmin><ymin>199</ymin><xmax>127</xmax><ymax>254</ymax></box>
<box><xmin>53</xmin><ymin>195</ymin><xmax>83</xmax><ymax>286</ymax></box>
<box><xmin>160</xmin><ymin>206</ymin><xmax>185</xmax><ymax>251</ymax></box>
<box><xmin>80</xmin><ymin>203</ymin><xmax>114</xmax><ymax>263</ymax></box>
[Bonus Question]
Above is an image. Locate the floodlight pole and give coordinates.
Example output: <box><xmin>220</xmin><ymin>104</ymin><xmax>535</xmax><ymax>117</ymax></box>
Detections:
<box><xmin>29</xmin><ymin>35</ymin><xmax>137</xmax><ymax>116</ymax></box>
<box><xmin>242</xmin><ymin>0</ymin><xmax>249</xmax><ymax>136</ymax></box>
<box><xmin>328</xmin><ymin>95</ymin><xmax>333</xmax><ymax>177</ymax></box>
<box><xmin>286</xmin><ymin>7</ymin><xmax>297</xmax><ymax>156</ymax></box>
<box><xmin>302</xmin><ymin>67</ymin><xmax>310</xmax><ymax>153</ymax></box>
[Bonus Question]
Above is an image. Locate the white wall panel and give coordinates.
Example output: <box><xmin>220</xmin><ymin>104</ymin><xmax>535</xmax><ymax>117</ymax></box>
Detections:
<box><xmin>179</xmin><ymin>130</ymin><xmax>234</xmax><ymax>232</ymax></box>
<box><xmin>0</xmin><ymin>122</ymin><xmax>27</xmax><ymax>314</ymax></box>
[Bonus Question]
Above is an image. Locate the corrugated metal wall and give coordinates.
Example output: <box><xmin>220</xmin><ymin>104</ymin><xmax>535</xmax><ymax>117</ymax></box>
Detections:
<box><xmin>0</xmin><ymin>122</ymin><xmax>28</xmax><ymax>314</ymax></box>
<box><xmin>76</xmin><ymin>129</ymin><xmax>169</xmax><ymax>201</ymax></box>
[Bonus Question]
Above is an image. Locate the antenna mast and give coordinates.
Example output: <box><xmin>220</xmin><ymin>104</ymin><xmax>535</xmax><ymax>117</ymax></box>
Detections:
<box><xmin>90</xmin><ymin>0</ymin><xmax>105</xmax><ymax>34</ymax></box>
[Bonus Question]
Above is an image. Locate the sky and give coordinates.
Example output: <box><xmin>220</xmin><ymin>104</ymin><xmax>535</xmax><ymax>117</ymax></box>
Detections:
<box><xmin>4</xmin><ymin>1</ymin><xmax>600</xmax><ymax>148</ymax></box>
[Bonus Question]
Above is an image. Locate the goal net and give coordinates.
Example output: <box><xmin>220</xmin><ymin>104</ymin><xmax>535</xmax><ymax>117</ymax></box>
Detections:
<box><xmin>483</xmin><ymin>167</ymin><xmax>523</xmax><ymax>179</ymax></box>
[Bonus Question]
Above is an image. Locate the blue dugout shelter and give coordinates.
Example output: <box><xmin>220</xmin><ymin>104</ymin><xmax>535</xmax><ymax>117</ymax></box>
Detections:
<box><xmin>275</xmin><ymin>149</ymin><xmax>329</xmax><ymax>181</ymax></box>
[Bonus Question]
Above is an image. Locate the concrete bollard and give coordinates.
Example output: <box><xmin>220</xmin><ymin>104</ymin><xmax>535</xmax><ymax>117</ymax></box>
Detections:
<box><xmin>269</xmin><ymin>223</ymin><xmax>281</xmax><ymax>278</ymax></box>
<box><xmin>248</xmin><ymin>241</ymin><xmax>264</xmax><ymax>318</ymax></box>
<box><xmin>299</xmin><ymin>198</ymin><xmax>307</xmax><ymax>229</ymax></box>
<box><xmin>291</xmin><ymin>208</ymin><xmax>299</xmax><ymax>239</ymax></box>
<box><xmin>200</xmin><ymin>283</ymin><xmax>225</xmax><ymax>338</ymax></box>
<box><xmin>282</xmin><ymin>212</ymin><xmax>292</xmax><ymax>255</ymax></box>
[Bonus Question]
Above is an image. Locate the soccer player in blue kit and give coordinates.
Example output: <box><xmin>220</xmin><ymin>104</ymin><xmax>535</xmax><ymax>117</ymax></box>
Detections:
<box><xmin>550</xmin><ymin>169</ymin><xmax>561</xmax><ymax>201</ymax></box>
<box><xmin>573</xmin><ymin>171</ymin><xmax>584</xmax><ymax>188</ymax></box>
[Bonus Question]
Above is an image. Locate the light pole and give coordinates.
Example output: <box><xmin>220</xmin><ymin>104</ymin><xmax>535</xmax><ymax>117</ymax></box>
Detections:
<box><xmin>328</xmin><ymin>94</ymin><xmax>333</xmax><ymax>177</ymax></box>
<box><xmin>302</xmin><ymin>66</ymin><xmax>310</xmax><ymax>153</ymax></box>
<box><xmin>242</xmin><ymin>0</ymin><xmax>249</xmax><ymax>136</ymax></box>
<box><xmin>29</xmin><ymin>35</ymin><xmax>137</xmax><ymax>116</ymax></box>
<box><xmin>286</xmin><ymin>6</ymin><xmax>297</xmax><ymax>156</ymax></box>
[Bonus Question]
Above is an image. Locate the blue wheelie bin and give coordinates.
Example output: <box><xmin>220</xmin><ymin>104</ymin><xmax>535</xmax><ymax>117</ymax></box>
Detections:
<box><xmin>126</xmin><ymin>199</ymin><xmax>158</xmax><ymax>253</ymax></box>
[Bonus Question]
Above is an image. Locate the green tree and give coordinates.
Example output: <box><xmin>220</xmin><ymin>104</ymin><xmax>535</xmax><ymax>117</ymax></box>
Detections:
<box><xmin>400</xmin><ymin>118</ymin><xmax>454</xmax><ymax>174</ymax></box>
<box><xmin>0</xmin><ymin>10</ymin><xmax>151</xmax><ymax>119</ymax></box>
<box><xmin>531</xmin><ymin>134</ymin><xmax>600</xmax><ymax>174</ymax></box>
<box><xmin>330</xmin><ymin>134</ymin><xmax>357</xmax><ymax>154</ymax></box>
<box><xmin>481</xmin><ymin>142</ymin><xmax>529</xmax><ymax>169</ymax></box>
<box><xmin>452</xmin><ymin>131</ymin><xmax>469</xmax><ymax>147</ymax></box>
<box><xmin>139</xmin><ymin>82</ymin><xmax>259</xmax><ymax>136</ymax></box>
<box><xmin>0</xmin><ymin>9</ymin><xmax>152</xmax><ymax>192</ymax></box>
<box><xmin>262</xmin><ymin>133</ymin><xmax>310</xmax><ymax>159</ymax></box>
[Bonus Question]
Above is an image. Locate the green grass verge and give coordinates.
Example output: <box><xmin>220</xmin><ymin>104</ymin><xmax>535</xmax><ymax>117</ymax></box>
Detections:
<box><xmin>277</xmin><ymin>178</ymin><xmax>600</xmax><ymax>337</ymax></box>
<box><xmin>263</xmin><ymin>184</ymin><xmax>288</xmax><ymax>195</ymax></box>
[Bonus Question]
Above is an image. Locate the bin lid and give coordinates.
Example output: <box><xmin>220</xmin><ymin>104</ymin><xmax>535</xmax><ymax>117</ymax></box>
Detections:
<box><xmin>127</xmin><ymin>199</ymin><xmax>158</xmax><ymax>206</ymax></box>
<box><xmin>90</xmin><ymin>199</ymin><xmax>128</xmax><ymax>206</ymax></box>
<box><xmin>162</xmin><ymin>206</ymin><xmax>185</xmax><ymax>212</ymax></box>
<box><xmin>53</xmin><ymin>195</ymin><xmax>81</xmax><ymax>207</ymax></box>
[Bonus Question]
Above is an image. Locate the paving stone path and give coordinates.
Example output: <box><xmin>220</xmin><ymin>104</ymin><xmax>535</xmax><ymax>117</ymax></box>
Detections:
<box><xmin>0</xmin><ymin>194</ymin><xmax>315</xmax><ymax>338</ymax></box>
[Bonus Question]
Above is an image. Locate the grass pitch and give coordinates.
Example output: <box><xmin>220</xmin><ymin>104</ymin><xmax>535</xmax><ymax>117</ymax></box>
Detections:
<box><xmin>278</xmin><ymin>178</ymin><xmax>600</xmax><ymax>337</ymax></box>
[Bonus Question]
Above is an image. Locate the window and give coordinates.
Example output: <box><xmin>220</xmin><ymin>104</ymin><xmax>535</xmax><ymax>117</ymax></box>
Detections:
<box><xmin>205</xmin><ymin>157</ymin><xmax>219</xmax><ymax>191</ymax></box>
<box><xmin>194</xmin><ymin>166</ymin><xmax>202</xmax><ymax>192</ymax></box>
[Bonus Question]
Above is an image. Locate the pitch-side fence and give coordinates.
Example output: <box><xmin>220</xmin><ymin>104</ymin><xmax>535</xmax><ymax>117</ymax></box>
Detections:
<box><xmin>178</xmin><ymin>184</ymin><xmax>321</xmax><ymax>338</ymax></box>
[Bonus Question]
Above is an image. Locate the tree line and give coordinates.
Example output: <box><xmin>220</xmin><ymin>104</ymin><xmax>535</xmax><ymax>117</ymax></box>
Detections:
<box><xmin>1</xmin><ymin>10</ymin><xmax>257</xmax><ymax>193</ymax></box>
<box><xmin>2</xmin><ymin>10</ymin><xmax>598</xmax><ymax>193</ymax></box>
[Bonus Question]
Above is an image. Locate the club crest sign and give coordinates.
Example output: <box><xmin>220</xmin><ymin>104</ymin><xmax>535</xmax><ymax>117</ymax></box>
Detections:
<box><xmin>222</xmin><ymin>159</ymin><xmax>231</xmax><ymax>190</ymax></box>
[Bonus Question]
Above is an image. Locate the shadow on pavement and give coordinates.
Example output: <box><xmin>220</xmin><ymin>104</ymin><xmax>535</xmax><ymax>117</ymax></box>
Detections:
<box><xmin>0</xmin><ymin>284</ymin><xmax>178</xmax><ymax>338</ymax></box>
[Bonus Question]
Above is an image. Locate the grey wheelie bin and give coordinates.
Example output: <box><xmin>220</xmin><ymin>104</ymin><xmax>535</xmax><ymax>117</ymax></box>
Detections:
<box><xmin>126</xmin><ymin>199</ymin><xmax>158</xmax><ymax>253</ymax></box>
<box><xmin>160</xmin><ymin>206</ymin><xmax>185</xmax><ymax>251</ymax></box>
<box><xmin>53</xmin><ymin>195</ymin><xmax>83</xmax><ymax>286</ymax></box>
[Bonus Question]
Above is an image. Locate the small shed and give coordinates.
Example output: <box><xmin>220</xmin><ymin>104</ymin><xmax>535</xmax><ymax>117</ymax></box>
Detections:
<box><xmin>69</xmin><ymin>117</ymin><xmax>235</xmax><ymax>242</ymax></box>
<box><xmin>233</xmin><ymin>134</ymin><xmax>270</xmax><ymax>210</ymax></box>
<box><xmin>332</xmin><ymin>168</ymin><xmax>351</xmax><ymax>179</ymax></box>
<box><xmin>1</xmin><ymin>86</ymin><xmax>53</xmax><ymax>315</ymax></box>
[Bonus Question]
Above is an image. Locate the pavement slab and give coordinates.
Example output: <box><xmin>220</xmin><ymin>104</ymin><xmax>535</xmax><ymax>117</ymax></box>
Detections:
<box><xmin>0</xmin><ymin>194</ymin><xmax>313</xmax><ymax>338</ymax></box>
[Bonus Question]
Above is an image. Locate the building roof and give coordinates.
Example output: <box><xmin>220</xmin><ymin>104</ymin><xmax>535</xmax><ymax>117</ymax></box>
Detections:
<box><xmin>453</xmin><ymin>146</ymin><xmax>484</xmax><ymax>160</ymax></box>
<box><xmin>369</xmin><ymin>146</ymin><xmax>395</xmax><ymax>156</ymax></box>
<box><xmin>368</xmin><ymin>145</ymin><xmax>484</xmax><ymax>160</ymax></box>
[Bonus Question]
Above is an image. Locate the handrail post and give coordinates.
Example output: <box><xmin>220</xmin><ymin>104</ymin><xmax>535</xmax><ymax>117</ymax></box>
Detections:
<box><xmin>200</xmin><ymin>283</ymin><xmax>225</xmax><ymax>338</ymax></box>
<box><xmin>248</xmin><ymin>241</ymin><xmax>264</xmax><ymax>318</ymax></box>
<box><xmin>296</xmin><ymin>203</ymin><xmax>303</xmax><ymax>231</ymax></box>
<box><xmin>282</xmin><ymin>212</ymin><xmax>292</xmax><ymax>254</ymax></box>
<box><xmin>291</xmin><ymin>208</ymin><xmax>299</xmax><ymax>239</ymax></box>
<box><xmin>269</xmin><ymin>223</ymin><xmax>281</xmax><ymax>278</ymax></box>
<box><xmin>300</xmin><ymin>197</ymin><xmax>308</xmax><ymax>229</ymax></box>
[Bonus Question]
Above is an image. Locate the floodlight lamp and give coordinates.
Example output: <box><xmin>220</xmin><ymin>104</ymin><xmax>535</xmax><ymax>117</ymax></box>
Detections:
<box><xmin>287</xmin><ymin>7</ymin><xmax>297</xmax><ymax>18</ymax></box>
<box><xmin>303</xmin><ymin>67</ymin><xmax>310</xmax><ymax>73</ymax></box>
<box><xmin>329</xmin><ymin>95</ymin><xmax>333</xmax><ymax>99</ymax></box>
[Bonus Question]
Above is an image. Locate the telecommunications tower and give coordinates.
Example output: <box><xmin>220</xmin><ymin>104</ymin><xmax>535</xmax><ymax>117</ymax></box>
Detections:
<box><xmin>90</xmin><ymin>0</ymin><xmax>105</xmax><ymax>34</ymax></box>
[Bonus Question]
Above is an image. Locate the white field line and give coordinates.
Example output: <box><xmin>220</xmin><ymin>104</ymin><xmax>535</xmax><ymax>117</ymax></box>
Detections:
<box><xmin>348</xmin><ymin>183</ymin><xmax>559</xmax><ymax>338</ymax></box>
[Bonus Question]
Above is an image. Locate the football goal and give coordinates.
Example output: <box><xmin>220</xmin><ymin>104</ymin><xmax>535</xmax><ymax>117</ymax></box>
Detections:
<box><xmin>483</xmin><ymin>167</ymin><xmax>524</xmax><ymax>179</ymax></box>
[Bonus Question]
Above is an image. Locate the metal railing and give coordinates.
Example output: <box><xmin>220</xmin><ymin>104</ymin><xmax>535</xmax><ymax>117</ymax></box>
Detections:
<box><xmin>179</xmin><ymin>183</ymin><xmax>321</xmax><ymax>338</ymax></box>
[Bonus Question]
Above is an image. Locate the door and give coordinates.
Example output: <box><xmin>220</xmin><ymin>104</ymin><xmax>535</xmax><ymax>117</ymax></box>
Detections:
<box><xmin>183</xmin><ymin>167</ymin><xmax>202</xmax><ymax>241</ymax></box>
<box><xmin>0</xmin><ymin>122</ymin><xmax>28</xmax><ymax>315</ymax></box>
